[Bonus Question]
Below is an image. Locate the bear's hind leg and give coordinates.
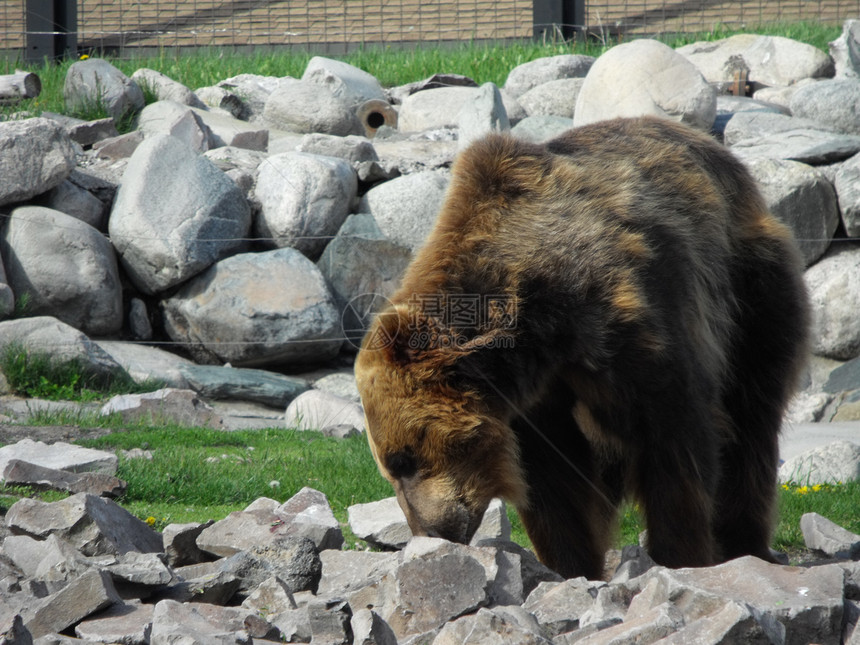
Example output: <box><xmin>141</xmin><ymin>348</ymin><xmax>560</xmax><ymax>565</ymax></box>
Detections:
<box><xmin>512</xmin><ymin>394</ymin><xmax>620</xmax><ymax>580</ymax></box>
<box><xmin>714</xmin><ymin>244</ymin><xmax>808</xmax><ymax>563</ymax></box>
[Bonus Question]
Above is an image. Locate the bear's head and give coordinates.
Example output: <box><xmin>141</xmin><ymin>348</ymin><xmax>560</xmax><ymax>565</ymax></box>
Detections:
<box><xmin>355</xmin><ymin>305</ymin><xmax>526</xmax><ymax>544</ymax></box>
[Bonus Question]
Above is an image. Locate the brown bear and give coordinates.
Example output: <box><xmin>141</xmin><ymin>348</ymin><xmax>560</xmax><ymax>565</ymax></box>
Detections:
<box><xmin>355</xmin><ymin>116</ymin><xmax>809</xmax><ymax>580</ymax></box>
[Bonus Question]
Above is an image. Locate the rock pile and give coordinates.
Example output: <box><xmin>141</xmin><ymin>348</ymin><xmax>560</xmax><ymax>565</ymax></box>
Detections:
<box><xmin>1</xmin><ymin>30</ymin><xmax>860</xmax><ymax>431</ymax></box>
<box><xmin>1</xmin><ymin>437</ymin><xmax>859</xmax><ymax>644</ymax></box>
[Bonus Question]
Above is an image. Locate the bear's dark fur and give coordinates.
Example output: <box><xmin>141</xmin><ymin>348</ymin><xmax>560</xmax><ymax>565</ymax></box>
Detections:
<box><xmin>355</xmin><ymin>116</ymin><xmax>809</xmax><ymax>579</ymax></box>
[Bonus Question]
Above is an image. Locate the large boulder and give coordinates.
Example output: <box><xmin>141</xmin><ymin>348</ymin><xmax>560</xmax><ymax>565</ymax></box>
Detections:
<box><xmin>136</xmin><ymin>100</ymin><xmax>220</xmax><ymax>152</ymax></box>
<box><xmin>263</xmin><ymin>78</ymin><xmax>360</xmax><ymax>135</ymax></box>
<box><xmin>302</xmin><ymin>56</ymin><xmax>387</xmax><ymax>107</ymax></box>
<box><xmin>130</xmin><ymin>68</ymin><xmax>204</xmax><ymax>107</ymax></box>
<box><xmin>0</xmin><ymin>316</ymin><xmax>126</xmax><ymax>381</ymax></box>
<box><xmin>357</xmin><ymin>170</ymin><xmax>449</xmax><ymax>250</ymax></box>
<box><xmin>517</xmin><ymin>78</ymin><xmax>585</xmax><ymax>119</ymax></box>
<box><xmin>503</xmin><ymin>54</ymin><xmax>595</xmax><ymax>98</ymax></box>
<box><xmin>743</xmin><ymin>158</ymin><xmax>840</xmax><ymax>266</ymax></box>
<box><xmin>162</xmin><ymin>248</ymin><xmax>342</xmax><ymax>367</ymax></box>
<box><xmin>0</xmin><ymin>117</ymin><xmax>76</xmax><ymax>207</ymax></box>
<box><xmin>790</xmin><ymin>79</ymin><xmax>860</xmax><ymax>135</ymax></box>
<box><xmin>109</xmin><ymin>134</ymin><xmax>251</xmax><ymax>294</ymax></box>
<box><xmin>64</xmin><ymin>58</ymin><xmax>145</xmax><ymax>122</ymax></box>
<box><xmin>834</xmin><ymin>152</ymin><xmax>860</xmax><ymax>236</ymax></box>
<box><xmin>677</xmin><ymin>34</ymin><xmax>835</xmax><ymax>86</ymax></box>
<box><xmin>573</xmin><ymin>39</ymin><xmax>716</xmax><ymax>131</ymax></box>
<box><xmin>804</xmin><ymin>245</ymin><xmax>860</xmax><ymax>360</ymax></box>
<box><xmin>254</xmin><ymin>152</ymin><xmax>357</xmax><ymax>260</ymax></box>
<box><xmin>0</xmin><ymin>252</ymin><xmax>13</xmax><ymax>320</ymax></box>
<box><xmin>829</xmin><ymin>19</ymin><xmax>860</xmax><ymax>78</ymax></box>
<box><xmin>0</xmin><ymin>206</ymin><xmax>123</xmax><ymax>335</ymax></box>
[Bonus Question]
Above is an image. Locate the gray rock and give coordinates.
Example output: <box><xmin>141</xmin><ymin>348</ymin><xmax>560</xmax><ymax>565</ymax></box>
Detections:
<box><xmin>180</xmin><ymin>364</ymin><xmax>310</xmax><ymax>408</ymax></box>
<box><xmin>63</xmin><ymin>58</ymin><xmax>144</xmax><ymax>123</ymax></box>
<box><xmin>779</xmin><ymin>440</ymin><xmax>860</xmax><ymax>485</ymax></box>
<box><xmin>732</xmin><ymin>128</ymin><xmax>860</xmax><ymax>165</ymax></box>
<box><xmin>35</xmin><ymin>179</ymin><xmax>106</xmax><ymax>230</ymax></box>
<box><xmin>203</xmin><ymin>145</ymin><xmax>267</xmax><ymax>176</ymax></box>
<box><xmin>0</xmin><ymin>258</ymin><xmax>13</xmax><ymax>321</ymax></box>
<box><xmin>307</xmin><ymin>596</ymin><xmax>352</xmax><ymax>644</ymax></box>
<box><xmin>0</xmin><ymin>206</ymin><xmax>123</xmax><ymax>335</ymax></box>
<box><xmin>318</xmin><ymin>550</ymin><xmax>400</xmax><ymax>602</ymax></box>
<box><xmin>241</xmin><ymin>576</ymin><xmax>297</xmax><ymax>618</ymax></box>
<box><xmin>576</xmin><ymin>603</ymin><xmax>685</xmax><ymax>644</ymax></box>
<box><xmin>657</xmin><ymin>599</ymin><xmax>772</xmax><ymax>645</ymax></box>
<box><xmin>148</xmin><ymin>599</ymin><xmax>250</xmax><ymax>645</ymax></box>
<box><xmin>302</xmin><ymin>56</ymin><xmax>387</xmax><ymax>107</ymax></box>
<box><xmin>834</xmin><ymin>152</ymin><xmax>860</xmax><ymax>236</ymax></box>
<box><xmin>92</xmin><ymin>129</ymin><xmax>144</xmax><ymax>161</ymax></box>
<box><xmin>352</xmin><ymin>608</ymin><xmax>398</xmax><ymax>645</ymax></box>
<box><xmin>216</xmin><ymin>73</ymin><xmax>286</xmax><ymax>119</ymax></box>
<box><xmin>358</xmin><ymin>169</ymin><xmax>449</xmax><ymax>250</ymax></box>
<box><xmin>801</xmin><ymin>512</ymin><xmax>860</xmax><ymax>558</ymax></box>
<box><xmin>677</xmin><ymin>34</ymin><xmax>835</xmax><ymax>86</ymax></box>
<box><xmin>824</xmin><ymin>355</ymin><xmax>860</xmax><ymax>393</ymax></box>
<box><xmin>637</xmin><ymin>557</ymin><xmax>844</xmax><ymax>645</ymax></box>
<box><xmin>511</xmin><ymin>115</ymin><xmax>575</xmax><ymax>143</ymax></box>
<box><xmin>264</xmin><ymin>78</ymin><xmax>360</xmax><ymax>135</ymax></box>
<box><xmin>503</xmin><ymin>54</ymin><xmax>595</xmax><ymax>98</ymax></box>
<box><xmin>573</xmin><ymin>39</ymin><xmax>716</xmax><ymax>132</ymax></box>
<box><xmin>285</xmin><ymin>390</ymin><xmax>365</xmax><ymax>433</ymax></box>
<box><xmin>24</xmin><ymin>569</ymin><xmax>122</xmax><ymax>640</ymax></box>
<box><xmin>470</xmin><ymin>498</ymin><xmax>512</xmax><ymax>544</ymax></box>
<box><xmin>5</xmin><ymin>492</ymin><xmax>163</xmax><ymax>557</ymax></box>
<box><xmin>106</xmin><ymin>551</ymin><xmax>174</xmax><ymax>596</ymax></box>
<box><xmin>523</xmin><ymin>577</ymin><xmax>603</xmax><ymax>636</ymax></box>
<box><xmin>790</xmin><ymin>79</ymin><xmax>860</xmax><ymax>135</ymax></box>
<box><xmin>162</xmin><ymin>248</ymin><xmax>342</xmax><ymax>367</ymax></box>
<box><xmin>96</xmin><ymin>340</ymin><xmax>195</xmax><ymax>389</ymax></box>
<box><xmin>43</xmin><ymin>112</ymin><xmax>119</xmax><ymax>148</ymax></box>
<box><xmin>198</xmin><ymin>489</ymin><xmax>342</xmax><ymax>557</ymax></box>
<box><xmin>317</xmin><ymin>215</ymin><xmax>412</xmax><ymax>348</ymax></box>
<box><xmin>0</xmin><ymin>438</ymin><xmax>117</xmax><ymax>482</ymax></box>
<box><xmin>100</xmin><ymin>388</ymin><xmax>225</xmax><ymax>428</ymax></box>
<box><xmin>348</xmin><ymin>496</ymin><xmax>412</xmax><ymax>550</ymax></box>
<box><xmin>296</xmin><ymin>133</ymin><xmax>379</xmax><ymax>163</ymax></box>
<box><xmin>109</xmin><ymin>133</ymin><xmax>251</xmax><ymax>294</ymax></box>
<box><xmin>161</xmin><ymin>564</ymin><xmax>242</xmax><ymax>605</ymax></box>
<box><xmin>579</xmin><ymin>583</ymin><xmax>630</xmax><ymax>629</ymax></box>
<box><xmin>131</xmin><ymin>68</ymin><xmax>204</xmax><ymax>107</ymax></box>
<box><xmin>433</xmin><ymin>606</ymin><xmax>551</xmax><ymax>644</ymax></box>
<box><xmin>752</xmin><ymin>79</ymin><xmax>819</xmax><ymax>110</ymax></box>
<box><xmin>382</xmin><ymin>539</ymin><xmax>488</xmax><ymax>639</ymax></box>
<box><xmin>0</xmin><ymin>615</ymin><xmax>31</xmax><ymax>645</ymax></box>
<box><xmin>0</xmin><ymin>316</ymin><xmax>126</xmax><ymax>382</ymax></box>
<box><xmin>74</xmin><ymin>600</ymin><xmax>154</xmax><ymax>645</ymax></box>
<box><xmin>2</xmin><ymin>459</ymin><xmax>126</xmax><ymax>498</ymax></box>
<box><xmin>312</xmin><ymin>371</ymin><xmax>361</xmax><ymax>403</ymax></box>
<box><xmin>162</xmin><ymin>520</ymin><xmax>214</xmax><ymax>568</ymax></box>
<box><xmin>398</xmin><ymin>86</ymin><xmax>484</xmax><ymax>132</ymax></box>
<box><xmin>0</xmin><ymin>117</ymin><xmax>76</xmax><ymax>206</ymax></box>
<box><xmin>218</xmin><ymin>536</ymin><xmax>322</xmax><ymax>594</ymax></box>
<box><xmin>804</xmin><ymin>245</ymin><xmax>860</xmax><ymax>359</ymax></box>
<box><xmin>137</xmin><ymin>100</ymin><xmax>220</xmax><ymax>152</ymax></box>
<box><xmin>830</xmin><ymin>19</ymin><xmax>860</xmax><ymax>78</ymax></box>
<box><xmin>255</xmin><ymin>151</ymin><xmax>357</xmax><ymax>259</ymax></box>
<box><xmin>458</xmin><ymin>82</ymin><xmax>510</xmax><ymax>150</ymax></box>
<box><xmin>610</xmin><ymin>544</ymin><xmax>657</xmax><ymax>584</ymax></box>
<box><xmin>724</xmin><ymin>111</ymin><xmax>835</xmax><ymax>147</ymax></box>
<box><xmin>517</xmin><ymin>78</ymin><xmax>585</xmax><ymax>119</ymax></box>
<box><xmin>743</xmin><ymin>158</ymin><xmax>840</xmax><ymax>266</ymax></box>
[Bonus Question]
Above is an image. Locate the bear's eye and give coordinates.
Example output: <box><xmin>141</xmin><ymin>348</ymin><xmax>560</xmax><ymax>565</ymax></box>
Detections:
<box><xmin>386</xmin><ymin>451</ymin><xmax>418</xmax><ymax>479</ymax></box>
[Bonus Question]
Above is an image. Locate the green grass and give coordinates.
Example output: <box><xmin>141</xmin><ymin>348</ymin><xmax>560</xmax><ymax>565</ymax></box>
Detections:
<box><xmin>0</xmin><ymin>343</ymin><xmax>163</xmax><ymax>402</ymax></box>
<box><xmin>0</xmin><ymin>21</ymin><xmax>841</xmax><ymax>124</ymax></box>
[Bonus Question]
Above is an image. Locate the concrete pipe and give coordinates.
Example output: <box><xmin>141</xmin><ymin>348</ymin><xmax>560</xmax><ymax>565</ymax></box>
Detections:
<box><xmin>357</xmin><ymin>99</ymin><xmax>398</xmax><ymax>138</ymax></box>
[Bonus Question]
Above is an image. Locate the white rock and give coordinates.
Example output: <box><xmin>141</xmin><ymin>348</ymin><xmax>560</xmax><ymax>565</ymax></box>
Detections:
<box><xmin>285</xmin><ymin>389</ymin><xmax>365</xmax><ymax>433</ymax></box>
<box><xmin>573</xmin><ymin>39</ymin><xmax>716</xmax><ymax>132</ymax></box>
<box><xmin>517</xmin><ymin>78</ymin><xmax>585</xmax><ymax>119</ymax></box>
<box><xmin>64</xmin><ymin>58</ymin><xmax>144</xmax><ymax>122</ymax></box>
<box><xmin>503</xmin><ymin>54</ymin><xmax>595</xmax><ymax>98</ymax></box>
<box><xmin>829</xmin><ymin>19</ymin><xmax>860</xmax><ymax>78</ymax></box>
<box><xmin>779</xmin><ymin>440</ymin><xmax>860</xmax><ymax>484</ymax></box>
<box><xmin>0</xmin><ymin>439</ymin><xmax>118</xmax><ymax>483</ymax></box>
<box><xmin>804</xmin><ymin>245</ymin><xmax>860</xmax><ymax>360</ymax></box>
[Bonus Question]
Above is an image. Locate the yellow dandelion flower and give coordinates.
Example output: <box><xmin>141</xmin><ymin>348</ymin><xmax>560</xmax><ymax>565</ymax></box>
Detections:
<box><xmin>80</xmin><ymin>53</ymin><xmax>90</xmax><ymax>60</ymax></box>
<box><xmin>145</xmin><ymin>516</ymin><xmax>157</xmax><ymax>526</ymax></box>
<box><xmin>812</xmin><ymin>484</ymin><xmax>822</xmax><ymax>492</ymax></box>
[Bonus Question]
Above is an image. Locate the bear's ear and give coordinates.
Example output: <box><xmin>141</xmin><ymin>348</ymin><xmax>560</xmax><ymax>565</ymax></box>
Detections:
<box><xmin>369</xmin><ymin>305</ymin><xmax>465</xmax><ymax>374</ymax></box>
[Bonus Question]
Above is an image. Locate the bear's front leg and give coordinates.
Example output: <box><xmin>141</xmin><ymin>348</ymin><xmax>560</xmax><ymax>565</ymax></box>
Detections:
<box><xmin>512</xmin><ymin>398</ymin><xmax>620</xmax><ymax>580</ymax></box>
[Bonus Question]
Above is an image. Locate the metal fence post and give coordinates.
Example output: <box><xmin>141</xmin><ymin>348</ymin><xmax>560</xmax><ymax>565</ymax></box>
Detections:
<box><xmin>26</xmin><ymin>0</ymin><xmax>77</xmax><ymax>63</ymax></box>
<box><xmin>533</xmin><ymin>0</ymin><xmax>585</xmax><ymax>40</ymax></box>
